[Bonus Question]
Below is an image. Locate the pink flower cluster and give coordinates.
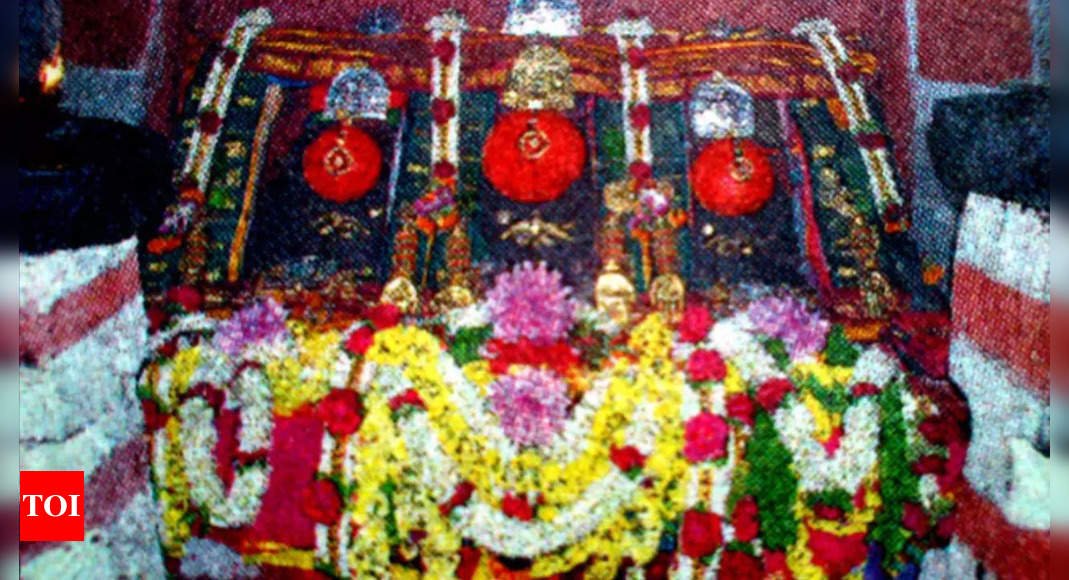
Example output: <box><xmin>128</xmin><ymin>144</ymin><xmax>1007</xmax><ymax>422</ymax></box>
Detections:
<box><xmin>746</xmin><ymin>295</ymin><xmax>830</xmax><ymax>359</ymax></box>
<box><xmin>485</xmin><ymin>262</ymin><xmax>576</xmax><ymax>345</ymax></box>
<box><xmin>489</xmin><ymin>367</ymin><xmax>570</xmax><ymax>448</ymax></box>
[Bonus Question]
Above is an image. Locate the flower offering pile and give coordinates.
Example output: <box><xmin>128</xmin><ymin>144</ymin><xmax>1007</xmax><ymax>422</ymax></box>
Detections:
<box><xmin>139</xmin><ymin>264</ymin><xmax>963</xmax><ymax>579</ymax></box>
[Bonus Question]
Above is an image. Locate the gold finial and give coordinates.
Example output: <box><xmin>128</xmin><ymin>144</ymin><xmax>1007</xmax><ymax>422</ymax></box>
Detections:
<box><xmin>502</xmin><ymin>44</ymin><xmax>575</xmax><ymax>111</ymax></box>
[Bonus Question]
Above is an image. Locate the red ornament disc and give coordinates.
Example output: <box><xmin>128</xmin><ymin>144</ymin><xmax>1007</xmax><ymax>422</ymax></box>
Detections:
<box><xmin>690</xmin><ymin>139</ymin><xmax>774</xmax><ymax>216</ymax></box>
<box><xmin>303</xmin><ymin>125</ymin><xmax>382</xmax><ymax>203</ymax></box>
<box><xmin>482</xmin><ymin>110</ymin><xmax>586</xmax><ymax>204</ymax></box>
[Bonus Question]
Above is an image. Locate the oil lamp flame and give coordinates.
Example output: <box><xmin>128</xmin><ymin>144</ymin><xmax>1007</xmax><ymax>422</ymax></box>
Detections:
<box><xmin>38</xmin><ymin>46</ymin><xmax>64</xmax><ymax>95</ymax></box>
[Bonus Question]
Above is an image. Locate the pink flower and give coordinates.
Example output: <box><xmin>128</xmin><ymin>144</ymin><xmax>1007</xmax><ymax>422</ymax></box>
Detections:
<box><xmin>678</xmin><ymin>304</ymin><xmax>713</xmax><ymax>343</ymax></box>
<box><xmin>686</xmin><ymin>349</ymin><xmax>727</xmax><ymax>382</ymax></box>
<box><xmin>485</xmin><ymin>262</ymin><xmax>575</xmax><ymax>346</ymax></box>
<box><xmin>683</xmin><ymin>412</ymin><xmax>729</xmax><ymax>463</ymax></box>
<box><xmin>489</xmin><ymin>367</ymin><xmax>569</xmax><ymax>448</ymax></box>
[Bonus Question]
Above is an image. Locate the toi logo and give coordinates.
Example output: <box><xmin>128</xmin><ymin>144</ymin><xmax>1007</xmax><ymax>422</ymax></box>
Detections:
<box><xmin>20</xmin><ymin>471</ymin><xmax>84</xmax><ymax>541</ymax></box>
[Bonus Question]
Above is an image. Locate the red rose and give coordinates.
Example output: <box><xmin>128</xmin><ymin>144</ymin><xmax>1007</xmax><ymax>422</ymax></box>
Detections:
<box><xmin>166</xmin><ymin>285</ymin><xmax>203</xmax><ymax>313</ymax></box>
<box><xmin>301</xmin><ymin>478</ymin><xmax>343</xmax><ymax>525</ymax></box>
<box><xmin>686</xmin><ymin>349</ymin><xmax>727</xmax><ymax>383</ymax></box>
<box><xmin>433</xmin><ymin>160</ymin><xmax>457</xmax><ymax>180</ymax></box>
<box><xmin>456</xmin><ymin>545</ymin><xmax>482</xmax><ymax>580</ymax></box>
<box><xmin>147</xmin><ymin>306</ymin><xmax>169</xmax><ymax>333</ymax></box>
<box><xmin>141</xmin><ymin>399</ymin><xmax>168</xmax><ymax>431</ymax></box>
<box><xmin>902</xmin><ymin>502</ymin><xmax>930</xmax><ymax>537</ymax></box>
<box><xmin>645</xmin><ymin>551</ymin><xmax>675</xmax><ymax>580</ymax></box>
<box><xmin>683</xmin><ymin>412</ymin><xmax>729</xmax><ymax>463</ymax></box>
<box><xmin>484</xmin><ymin>338</ymin><xmax>579</xmax><ymax>376</ymax></box>
<box><xmin>720</xmin><ymin>550</ymin><xmax>762</xmax><ymax>580</ymax></box>
<box><xmin>911</xmin><ymin>455</ymin><xmax>947</xmax><ymax>475</ymax></box>
<box><xmin>388</xmin><ymin>90</ymin><xmax>409</xmax><ymax>110</ymax></box>
<box><xmin>850</xmin><ymin>382</ymin><xmax>880</xmax><ymax>397</ymax></box>
<box><xmin>158</xmin><ymin>337</ymin><xmax>179</xmax><ymax>359</ymax></box>
<box><xmin>725</xmin><ymin>393</ymin><xmax>755</xmax><ymax>427</ymax></box>
<box><xmin>935</xmin><ymin>513</ymin><xmax>956</xmax><ymax>540</ymax></box>
<box><xmin>629</xmin><ymin>104</ymin><xmax>651</xmax><ymax>129</ymax></box>
<box><xmin>629</xmin><ymin>161</ymin><xmax>653</xmax><ymax>182</ymax></box>
<box><xmin>838</xmin><ymin>63</ymin><xmax>863</xmax><ymax>84</ymax></box>
<box><xmin>812</xmin><ymin>504</ymin><xmax>844</xmax><ymax>521</ymax></box>
<box><xmin>680</xmin><ymin>510</ymin><xmax>723</xmax><ymax>558</ymax></box>
<box><xmin>318</xmin><ymin>389</ymin><xmax>364</xmax><ymax>437</ymax></box>
<box><xmin>431</xmin><ymin>98</ymin><xmax>456</xmax><ymax>125</ymax></box>
<box><xmin>388</xmin><ymin>388</ymin><xmax>425</xmax><ymax>412</ymax></box>
<box><xmin>731</xmin><ymin>496</ymin><xmax>760</xmax><ymax>542</ymax></box>
<box><xmin>918</xmin><ymin>417</ymin><xmax>961</xmax><ymax>445</ymax></box>
<box><xmin>937</xmin><ymin>441</ymin><xmax>966</xmax><ymax>491</ymax></box>
<box><xmin>368</xmin><ymin>303</ymin><xmax>402</xmax><ymax>330</ymax></box>
<box><xmin>610</xmin><ymin>445</ymin><xmax>646</xmax><ymax>473</ymax></box>
<box><xmin>439</xmin><ymin>481</ymin><xmax>475</xmax><ymax>516</ymax></box>
<box><xmin>678</xmin><ymin>304</ymin><xmax>713</xmax><ymax>343</ymax></box>
<box><xmin>806</xmin><ymin>528</ymin><xmax>867</xmax><ymax>579</ymax></box>
<box><xmin>626</xmin><ymin>46</ymin><xmax>649</xmax><ymax>69</ymax></box>
<box><xmin>821</xmin><ymin>425</ymin><xmax>844</xmax><ymax>457</ymax></box>
<box><xmin>220</xmin><ymin>48</ymin><xmax>240</xmax><ymax>68</ymax></box>
<box><xmin>234</xmin><ymin>448</ymin><xmax>268</xmax><ymax>467</ymax></box>
<box><xmin>345</xmin><ymin>326</ymin><xmax>375</xmax><ymax>356</ymax></box>
<box><xmin>501</xmin><ymin>492</ymin><xmax>534</xmax><ymax>521</ymax></box>
<box><xmin>432</xmin><ymin>38</ymin><xmax>457</xmax><ymax>64</ymax></box>
<box><xmin>756</xmin><ymin>378</ymin><xmax>794</xmax><ymax>412</ymax></box>
<box><xmin>198</xmin><ymin>110</ymin><xmax>223</xmax><ymax>134</ymax></box>
<box><xmin>187</xmin><ymin>382</ymin><xmax>225</xmax><ymax>409</ymax></box>
<box><xmin>763</xmin><ymin>551</ymin><xmax>792</xmax><ymax>578</ymax></box>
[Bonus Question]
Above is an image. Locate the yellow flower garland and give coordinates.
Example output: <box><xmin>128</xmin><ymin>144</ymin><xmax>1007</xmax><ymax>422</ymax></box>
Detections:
<box><xmin>357</xmin><ymin>317</ymin><xmax>691</xmax><ymax>575</ymax></box>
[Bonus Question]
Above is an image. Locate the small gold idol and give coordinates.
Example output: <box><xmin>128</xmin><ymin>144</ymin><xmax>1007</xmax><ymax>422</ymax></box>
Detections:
<box><xmin>649</xmin><ymin>273</ymin><xmax>686</xmax><ymax>324</ymax></box>
<box><xmin>595</xmin><ymin>261</ymin><xmax>636</xmax><ymax>327</ymax></box>
<box><xmin>380</xmin><ymin>276</ymin><xmax>419</xmax><ymax>315</ymax></box>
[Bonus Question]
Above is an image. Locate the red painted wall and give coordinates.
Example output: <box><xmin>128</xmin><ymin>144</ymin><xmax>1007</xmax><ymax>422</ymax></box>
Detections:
<box><xmin>917</xmin><ymin>0</ymin><xmax>1034</xmax><ymax>84</ymax></box>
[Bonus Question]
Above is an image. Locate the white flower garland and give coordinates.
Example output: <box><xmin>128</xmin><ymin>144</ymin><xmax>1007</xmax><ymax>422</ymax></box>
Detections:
<box><xmin>389</xmin><ymin>369</ymin><xmax>670</xmax><ymax>558</ymax></box>
<box><xmin>773</xmin><ymin>394</ymin><xmax>879</xmax><ymax>493</ymax></box>
<box><xmin>178</xmin><ymin>364</ymin><xmax>273</xmax><ymax>527</ymax></box>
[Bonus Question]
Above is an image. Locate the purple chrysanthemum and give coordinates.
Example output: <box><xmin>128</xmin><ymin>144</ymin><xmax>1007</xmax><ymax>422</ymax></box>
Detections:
<box><xmin>212</xmin><ymin>297</ymin><xmax>289</xmax><ymax>357</ymax></box>
<box><xmin>485</xmin><ymin>262</ymin><xmax>575</xmax><ymax>345</ymax></box>
<box><xmin>489</xmin><ymin>367</ymin><xmax>570</xmax><ymax>448</ymax></box>
<box><xmin>746</xmin><ymin>295</ymin><xmax>830</xmax><ymax>359</ymax></box>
